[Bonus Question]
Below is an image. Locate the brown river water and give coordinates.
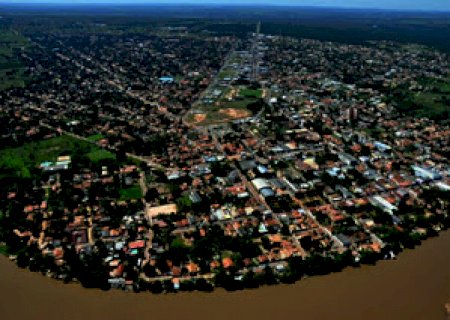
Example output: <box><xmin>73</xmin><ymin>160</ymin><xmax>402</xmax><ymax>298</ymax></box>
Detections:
<box><xmin>1</xmin><ymin>230</ymin><xmax>449</xmax><ymax>320</ymax></box>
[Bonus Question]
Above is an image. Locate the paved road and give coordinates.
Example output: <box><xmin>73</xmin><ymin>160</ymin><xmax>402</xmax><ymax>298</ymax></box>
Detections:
<box><xmin>183</xmin><ymin>44</ymin><xmax>240</xmax><ymax>127</ymax></box>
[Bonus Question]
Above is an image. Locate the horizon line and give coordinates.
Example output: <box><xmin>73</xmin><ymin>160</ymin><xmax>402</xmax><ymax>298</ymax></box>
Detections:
<box><xmin>1</xmin><ymin>2</ymin><xmax>450</xmax><ymax>13</ymax></box>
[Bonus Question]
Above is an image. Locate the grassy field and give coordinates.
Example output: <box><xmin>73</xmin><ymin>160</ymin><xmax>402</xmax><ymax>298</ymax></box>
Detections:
<box><xmin>413</xmin><ymin>93</ymin><xmax>448</xmax><ymax>118</ymax></box>
<box><xmin>0</xmin><ymin>30</ymin><xmax>29</xmax><ymax>91</ymax></box>
<box><xmin>119</xmin><ymin>185</ymin><xmax>142</xmax><ymax>201</ymax></box>
<box><xmin>392</xmin><ymin>77</ymin><xmax>450</xmax><ymax>120</ymax></box>
<box><xmin>412</xmin><ymin>77</ymin><xmax>450</xmax><ymax>119</ymax></box>
<box><xmin>239</xmin><ymin>88</ymin><xmax>262</xmax><ymax>98</ymax></box>
<box><xmin>187</xmin><ymin>96</ymin><xmax>257</xmax><ymax>126</ymax></box>
<box><xmin>0</xmin><ymin>135</ymin><xmax>116</xmax><ymax>179</ymax></box>
<box><xmin>86</xmin><ymin>133</ymin><xmax>105</xmax><ymax>142</ymax></box>
<box><xmin>217</xmin><ymin>69</ymin><xmax>235</xmax><ymax>79</ymax></box>
<box><xmin>86</xmin><ymin>149</ymin><xmax>116</xmax><ymax>164</ymax></box>
<box><xmin>226</xmin><ymin>97</ymin><xmax>258</xmax><ymax>108</ymax></box>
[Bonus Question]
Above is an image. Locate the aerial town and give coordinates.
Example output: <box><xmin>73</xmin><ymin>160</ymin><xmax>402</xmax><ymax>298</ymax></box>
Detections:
<box><xmin>0</xmin><ymin>20</ymin><xmax>449</xmax><ymax>294</ymax></box>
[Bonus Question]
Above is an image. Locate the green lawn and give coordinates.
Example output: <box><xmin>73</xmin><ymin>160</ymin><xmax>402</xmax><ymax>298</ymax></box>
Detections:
<box><xmin>410</xmin><ymin>77</ymin><xmax>450</xmax><ymax>119</ymax></box>
<box><xmin>434</xmin><ymin>78</ymin><xmax>450</xmax><ymax>93</ymax></box>
<box><xmin>0</xmin><ymin>135</ymin><xmax>115</xmax><ymax>179</ymax></box>
<box><xmin>86</xmin><ymin>149</ymin><xmax>116</xmax><ymax>164</ymax></box>
<box><xmin>413</xmin><ymin>93</ymin><xmax>448</xmax><ymax>117</ymax></box>
<box><xmin>217</xmin><ymin>69</ymin><xmax>235</xmax><ymax>79</ymax></box>
<box><xmin>239</xmin><ymin>88</ymin><xmax>262</xmax><ymax>98</ymax></box>
<box><xmin>392</xmin><ymin>76</ymin><xmax>450</xmax><ymax>120</ymax></box>
<box><xmin>86</xmin><ymin>133</ymin><xmax>105</xmax><ymax>142</ymax></box>
<box><xmin>187</xmin><ymin>96</ymin><xmax>258</xmax><ymax>126</ymax></box>
<box><xmin>222</xmin><ymin>97</ymin><xmax>258</xmax><ymax>109</ymax></box>
<box><xmin>119</xmin><ymin>185</ymin><xmax>142</xmax><ymax>200</ymax></box>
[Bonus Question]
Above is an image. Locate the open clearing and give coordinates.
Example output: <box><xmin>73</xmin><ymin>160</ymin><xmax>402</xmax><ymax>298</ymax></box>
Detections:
<box><xmin>218</xmin><ymin>107</ymin><xmax>251</xmax><ymax>119</ymax></box>
<box><xmin>0</xmin><ymin>135</ymin><xmax>116</xmax><ymax>179</ymax></box>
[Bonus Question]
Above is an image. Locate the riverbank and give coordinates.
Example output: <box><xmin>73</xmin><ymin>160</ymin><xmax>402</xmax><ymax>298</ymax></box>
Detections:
<box><xmin>1</xmin><ymin>230</ymin><xmax>449</xmax><ymax>320</ymax></box>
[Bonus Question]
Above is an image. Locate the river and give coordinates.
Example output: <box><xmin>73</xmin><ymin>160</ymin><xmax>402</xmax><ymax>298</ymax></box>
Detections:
<box><xmin>1</xmin><ymin>230</ymin><xmax>449</xmax><ymax>320</ymax></box>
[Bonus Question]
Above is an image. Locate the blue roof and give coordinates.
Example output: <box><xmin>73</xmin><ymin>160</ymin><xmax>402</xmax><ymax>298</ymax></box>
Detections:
<box><xmin>257</xmin><ymin>165</ymin><xmax>268</xmax><ymax>174</ymax></box>
<box><xmin>374</xmin><ymin>141</ymin><xmax>391</xmax><ymax>151</ymax></box>
<box><xmin>40</xmin><ymin>161</ymin><xmax>53</xmax><ymax>168</ymax></box>
<box><xmin>327</xmin><ymin>167</ymin><xmax>340</xmax><ymax>176</ymax></box>
<box><xmin>204</xmin><ymin>156</ymin><xmax>218</xmax><ymax>162</ymax></box>
<box><xmin>159</xmin><ymin>76</ymin><xmax>174</xmax><ymax>82</ymax></box>
<box><xmin>260</xmin><ymin>188</ymin><xmax>275</xmax><ymax>198</ymax></box>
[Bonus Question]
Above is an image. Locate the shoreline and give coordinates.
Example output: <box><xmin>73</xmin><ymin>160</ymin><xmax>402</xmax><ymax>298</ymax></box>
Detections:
<box><xmin>1</xmin><ymin>230</ymin><xmax>449</xmax><ymax>320</ymax></box>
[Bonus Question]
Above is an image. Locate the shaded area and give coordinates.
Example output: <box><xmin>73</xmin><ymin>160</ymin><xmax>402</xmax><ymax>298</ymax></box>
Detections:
<box><xmin>0</xmin><ymin>30</ymin><xmax>29</xmax><ymax>90</ymax></box>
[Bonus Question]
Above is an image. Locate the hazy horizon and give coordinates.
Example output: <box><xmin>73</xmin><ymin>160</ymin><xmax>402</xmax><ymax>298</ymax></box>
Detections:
<box><xmin>2</xmin><ymin>0</ymin><xmax>450</xmax><ymax>12</ymax></box>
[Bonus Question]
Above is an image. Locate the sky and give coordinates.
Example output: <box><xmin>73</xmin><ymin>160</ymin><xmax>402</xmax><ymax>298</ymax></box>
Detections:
<box><xmin>2</xmin><ymin>0</ymin><xmax>450</xmax><ymax>12</ymax></box>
